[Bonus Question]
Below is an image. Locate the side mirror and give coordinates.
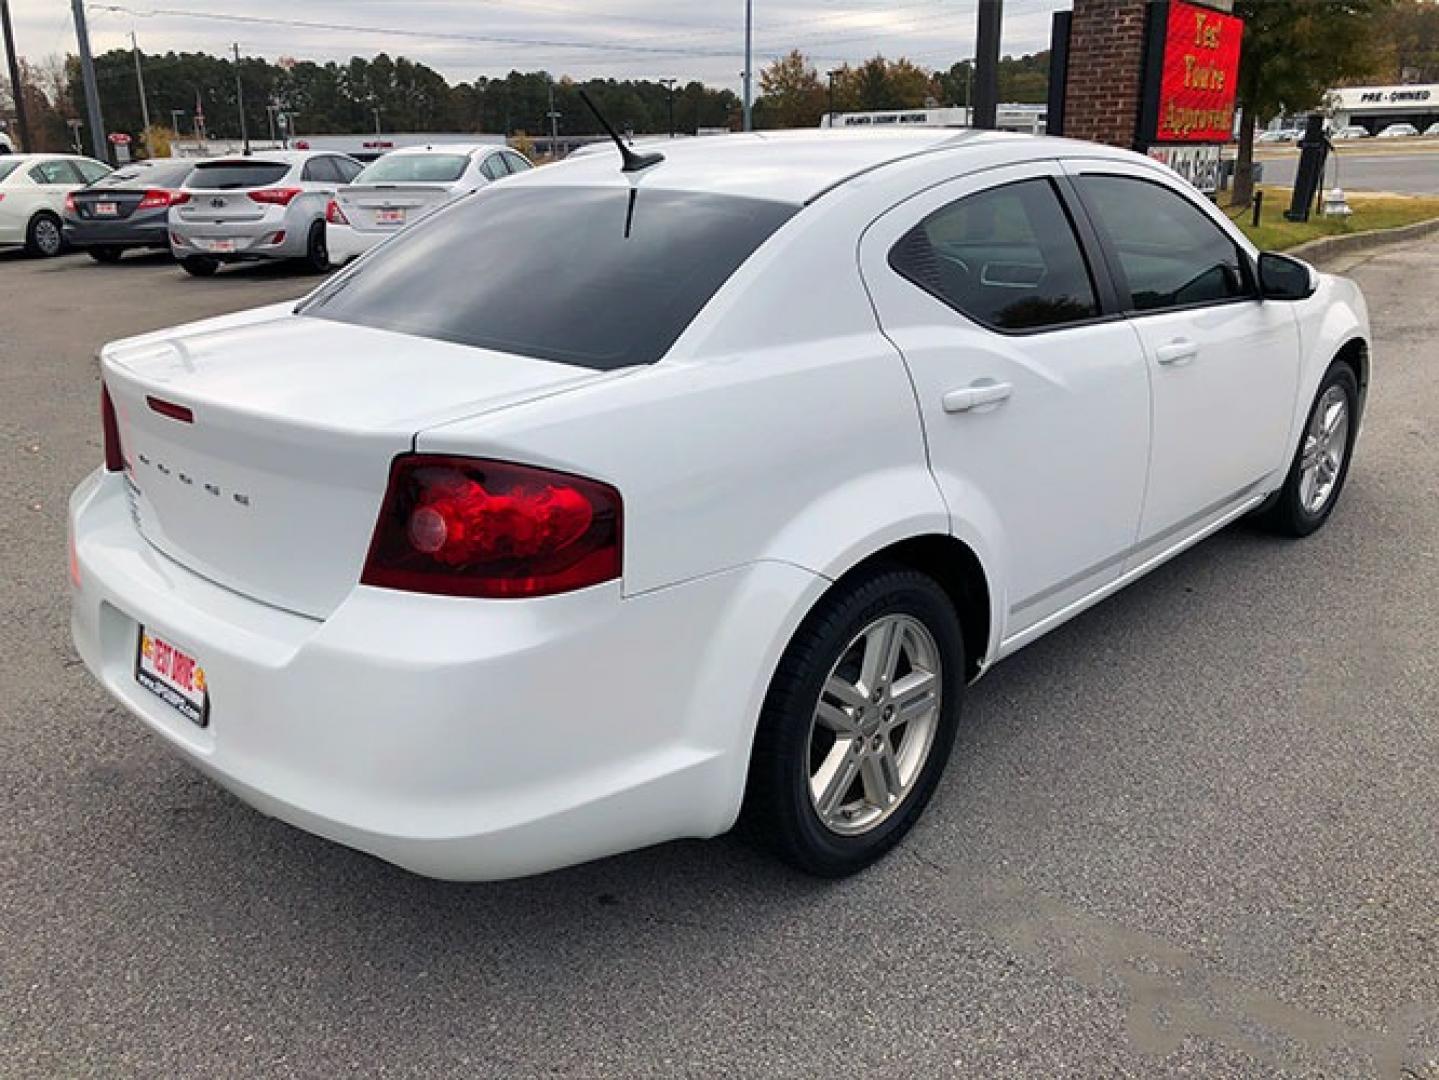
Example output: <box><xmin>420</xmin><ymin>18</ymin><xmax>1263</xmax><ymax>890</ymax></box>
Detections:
<box><xmin>1258</xmin><ymin>251</ymin><xmax>1319</xmax><ymax>301</ymax></box>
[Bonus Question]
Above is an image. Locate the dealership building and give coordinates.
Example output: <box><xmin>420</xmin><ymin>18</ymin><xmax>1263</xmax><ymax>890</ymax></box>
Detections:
<box><xmin>1325</xmin><ymin>84</ymin><xmax>1439</xmax><ymax>134</ymax></box>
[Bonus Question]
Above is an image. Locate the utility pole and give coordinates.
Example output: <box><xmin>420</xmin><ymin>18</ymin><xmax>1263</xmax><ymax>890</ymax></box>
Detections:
<box><xmin>546</xmin><ymin>79</ymin><xmax>559</xmax><ymax>155</ymax></box>
<box><xmin>660</xmin><ymin>78</ymin><xmax>676</xmax><ymax>138</ymax></box>
<box><xmin>742</xmin><ymin>0</ymin><xmax>754</xmax><ymax>132</ymax></box>
<box><xmin>71</xmin><ymin>0</ymin><xmax>108</xmax><ymax>160</ymax></box>
<box><xmin>232</xmin><ymin>43</ymin><xmax>249</xmax><ymax>152</ymax></box>
<box><xmin>2</xmin><ymin>0</ymin><xmax>31</xmax><ymax>150</ymax></box>
<box><xmin>130</xmin><ymin>31</ymin><xmax>151</xmax><ymax>146</ymax></box>
<box><xmin>973</xmin><ymin>0</ymin><xmax>1002</xmax><ymax>130</ymax></box>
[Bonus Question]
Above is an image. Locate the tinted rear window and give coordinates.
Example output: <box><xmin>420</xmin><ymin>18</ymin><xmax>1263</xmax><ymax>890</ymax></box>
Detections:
<box><xmin>94</xmin><ymin>161</ymin><xmax>194</xmax><ymax>189</ymax></box>
<box><xmin>355</xmin><ymin>154</ymin><xmax>470</xmax><ymax>184</ymax></box>
<box><xmin>0</xmin><ymin>160</ymin><xmax>20</xmax><ymax>184</ymax></box>
<box><xmin>188</xmin><ymin>160</ymin><xmax>290</xmax><ymax>189</ymax></box>
<box><xmin>301</xmin><ymin>186</ymin><xmax>797</xmax><ymax>369</ymax></box>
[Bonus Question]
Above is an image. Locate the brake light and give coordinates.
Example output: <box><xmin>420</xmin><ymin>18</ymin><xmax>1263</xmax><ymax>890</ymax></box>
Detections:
<box><xmin>138</xmin><ymin>188</ymin><xmax>185</xmax><ymax>209</ymax></box>
<box><xmin>101</xmin><ymin>385</ymin><xmax>124</xmax><ymax>472</ymax></box>
<box><xmin>65</xmin><ymin>193</ymin><xmax>77</xmax><ymax>214</ymax></box>
<box><xmin>247</xmin><ymin>187</ymin><xmax>302</xmax><ymax>206</ymax></box>
<box><xmin>361</xmin><ymin>456</ymin><xmax>622</xmax><ymax>599</ymax></box>
<box><xmin>325</xmin><ymin>198</ymin><xmax>349</xmax><ymax>225</ymax></box>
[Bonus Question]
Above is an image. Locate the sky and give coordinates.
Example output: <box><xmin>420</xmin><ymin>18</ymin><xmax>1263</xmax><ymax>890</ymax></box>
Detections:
<box><xmin>11</xmin><ymin>0</ymin><xmax>1069</xmax><ymax>89</ymax></box>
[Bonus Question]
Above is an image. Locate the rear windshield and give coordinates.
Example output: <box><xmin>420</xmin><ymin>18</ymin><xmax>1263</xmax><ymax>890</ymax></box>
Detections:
<box><xmin>0</xmin><ymin>160</ymin><xmax>20</xmax><ymax>184</ymax></box>
<box><xmin>187</xmin><ymin>160</ymin><xmax>290</xmax><ymax>189</ymax></box>
<box><xmin>300</xmin><ymin>186</ymin><xmax>797</xmax><ymax>369</ymax></box>
<box><xmin>355</xmin><ymin>153</ymin><xmax>470</xmax><ymax>184</ymax></box>
<box><xmin>93</xmin><ymin>161</ymin><xmax>195</xmax><ymax>189</ymax></box>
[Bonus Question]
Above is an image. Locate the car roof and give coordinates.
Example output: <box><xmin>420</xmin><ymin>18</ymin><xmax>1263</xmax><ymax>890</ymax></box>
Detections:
<box><xmin>516</xmin><ymin>129</ymin><xmax>1130</xmax><ymax>205</ymax></box>
<box><xmin>379</xmin><ymin>144</ymin><xmax>500</xmax><ymax>156</ymax></box>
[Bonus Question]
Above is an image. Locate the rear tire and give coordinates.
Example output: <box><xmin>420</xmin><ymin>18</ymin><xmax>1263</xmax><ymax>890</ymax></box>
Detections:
<box><xmin>741</xmin><ymin>565</ymin><xmax>964</xmax><ymax>877</ymax></box>
<box><xmin>88</xmin><ymin>246</ymin><xmax>124</xmax><ymax>264</ymax></box>
<box><xmin>303</xmin><ymin>221</ymin><xmax>330</xmax><ymax>273</ymax></box>
<box><xmin>25</xmin><ymin>212</ymin><xmax>64</xmax><ymax>257</ymax></box>
<box><xmin>180</xmin><ymin>256</ymin><xmax>219</xmax><ymax>278</ymax></box>
<box><xmin>1256</xmin><ymin>361</ymin><xmax>1360</xmax><ymax>537</ymax></box>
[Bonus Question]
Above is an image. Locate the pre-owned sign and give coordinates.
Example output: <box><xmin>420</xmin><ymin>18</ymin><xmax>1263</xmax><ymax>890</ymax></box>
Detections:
<box><xmin>1139</xmin><ymin>0</ymin><xmax>1244</xmax><ymax>145</ymax></box>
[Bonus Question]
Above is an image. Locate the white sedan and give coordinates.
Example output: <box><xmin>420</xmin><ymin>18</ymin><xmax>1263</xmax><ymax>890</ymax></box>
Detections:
<box><xmin>0</xmin><ymin>153</ymin><xmax>112</xmax><ymax>256</ymax></box>
<box><xmin>325</xmin><ymin>144</ymin><xmax>533</xmax><ymax>265</ymax></box>
<box><xmin>70</xmin><ymin>130</ymin><xmax>1370</xmax><ymax>880</ymax></box>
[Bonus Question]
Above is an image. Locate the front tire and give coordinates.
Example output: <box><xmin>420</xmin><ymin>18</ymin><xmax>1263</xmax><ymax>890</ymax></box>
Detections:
<box><xmin>1257</xmin><ymin>361</ymin><xmax>1360</xmax><ymax>537</ymax></box>
<box><xmin>25</xmin><ymin>212</ymin><xmax>64</xmax><ymax>257</ymax></box>
<box><xmin>742</xmin><ymin>565</ymin><xmax>964</xmax><ymax>877</ymax></box>
<box><xmin>180</xmin><ymin>256</ymin><xmax>219</xmax><ymax>278</ymax></box>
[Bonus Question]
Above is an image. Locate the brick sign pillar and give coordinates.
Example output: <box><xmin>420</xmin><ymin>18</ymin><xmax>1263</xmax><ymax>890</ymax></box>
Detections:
<box><xmin>1061</xmin><ymin>0</ymin><xmax>1150</xmax><ymax>147</ymax></box>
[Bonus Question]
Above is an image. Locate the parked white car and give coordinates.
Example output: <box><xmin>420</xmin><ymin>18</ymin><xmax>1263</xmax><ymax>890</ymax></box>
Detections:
<box><xmin>0</xmin><ymin>153</ymin><xmax>112</xmax><ymax>256</ymax></box>
<box><xmin>326</xmin><ymin>144</ymin><xmax>533</xmax><ymax>266</ymax></box>
<box><xmin>1376</xmin><ymin>122</ymin><xmax>1419</xmax><ymax>139</ymax></box>
<box><xmin>70</xmin><ymin>130</ymin><xmax>1370</xmax><ymax>881</ymax></box>
<box><xmin>1332</xmin><ymin>125</ymin><xmax>1371</xmax><ymax>140</ymax></box>
<box><xmin>168</xmin><ymin>150</ymin><xmax>363</xmax><ymax>276</ymax></box>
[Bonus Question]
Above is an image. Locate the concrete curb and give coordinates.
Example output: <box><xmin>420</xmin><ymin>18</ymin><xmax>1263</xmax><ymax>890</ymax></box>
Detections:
<box><xmin>1289</xmin><ymin>215</ymin><xmax>1439</xmax><ymax>266</ymax></box>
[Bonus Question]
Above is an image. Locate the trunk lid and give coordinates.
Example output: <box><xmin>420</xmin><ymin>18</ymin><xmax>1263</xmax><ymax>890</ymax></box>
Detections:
<box><xmin>72</xmin><ymin>188</ymin><xmax>146</xmax><ymax>221</ymax></box>
<box><xmin>177</xmin><ymin>159</ymin><xmax>295</xmax><ymax>224</ymax></box>
<box><xmin>103</xmin><ymin>305</ymin><xmax>607</xmax><ymax>618</ymax></box>
<box><xmin>333</xmin><ymin>183</ymin><xmax>460</xmax><ymax>234</ymax></box>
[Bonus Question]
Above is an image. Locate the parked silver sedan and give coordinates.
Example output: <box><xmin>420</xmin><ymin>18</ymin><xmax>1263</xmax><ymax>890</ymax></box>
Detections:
<box><xmin>168</xmin><ymin>151</ymin><xmax>362</xmax><ymax>276</ymax></box>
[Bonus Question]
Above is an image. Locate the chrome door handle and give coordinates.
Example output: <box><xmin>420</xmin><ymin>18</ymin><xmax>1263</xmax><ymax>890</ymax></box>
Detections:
<box><xmin>1155</xmin><ymin>339</ymin><xmax>1199</xmax><ymax>366</ymax></box>
<box><xmin>943</xmin><ymin>382</ymin><xmax>1013</xmax><ymax>413</ymax></box>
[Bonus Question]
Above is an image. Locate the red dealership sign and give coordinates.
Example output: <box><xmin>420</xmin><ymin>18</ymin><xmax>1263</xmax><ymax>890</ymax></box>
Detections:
<box><xmin>1141</xmin><ymin>0</ymin><xmax>1243</xmax><ymax>144</ymax></box>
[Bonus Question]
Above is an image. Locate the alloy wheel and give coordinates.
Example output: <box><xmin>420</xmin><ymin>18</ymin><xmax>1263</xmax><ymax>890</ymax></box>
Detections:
<box><xmin>806</xmin><ymin>614</ymin><xmax>943</xmax><ymax>836</ymax></box>
<box><xmin>1298</xmin><ymin>385</ymin><xmax>1350</xmax><ymax>515</ymax></box>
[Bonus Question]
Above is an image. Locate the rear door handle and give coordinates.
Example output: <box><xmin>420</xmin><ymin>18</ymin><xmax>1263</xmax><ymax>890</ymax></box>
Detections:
<box><xmin>943</xmin><ymin>382</ymin><xmax>1012</xmax><ymax>414</ymax></box>
<box><xmin>1155</xmin><ymin>339</ymin><xmax>1199</xmax><ymax>366</ymax></box>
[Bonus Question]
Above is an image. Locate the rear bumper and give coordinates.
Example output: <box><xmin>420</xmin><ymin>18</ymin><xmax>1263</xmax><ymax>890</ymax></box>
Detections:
<box><xmin>64</xmin><ymin>214</ymin><xmax>170</xmax><ymax>249</ymax></box>
<box><xmin>69</xmin><ymin>469</ymin><xmax>819</xmax><ymax>880</ymax></box>
<box><xmin>326</xmin><ymin>222</ymin><xmax>386</xmax><ymax>266</ymax></box>
<box><xmin>169</xmin><ymin>214</ymin><xmax>309</xmax><ymax>261</ymax></box>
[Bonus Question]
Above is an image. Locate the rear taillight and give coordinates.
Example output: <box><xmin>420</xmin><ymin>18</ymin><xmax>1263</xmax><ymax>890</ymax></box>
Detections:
<box><xmin>138</xmin><ymin>188</ymin><xmax>184</xmax><ymax>209</ymax></box>
<box><xmin>361</xmin><ymin>456</ymin><xmax>622</xmax><ymax>599</ymax></box>
<box><xmin>101</xmin><ymin>385</ymin><xmax>124</xmax><ymax>472</ymax></box>
<box><xmin>325</xmin><ymin>198</ymin><xmax>349</xmax><ymax>225</ymax></box>
<box><xmin>247</xmin><ymin>187</ymin><xmax>302</xmax><ymax>206</ymax></box>
<box><xmin>64</xmin><ymin>193</ymin><xmax>77</xmax><ymax>214</ymax></box>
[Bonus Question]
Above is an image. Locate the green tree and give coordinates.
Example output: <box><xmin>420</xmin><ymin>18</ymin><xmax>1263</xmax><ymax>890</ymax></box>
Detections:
<box><xmin>757</xmin><ymin>49</ymin><xmax>827</xmax><ymax>128</ymax></box>
<box><xmin>1232</xmin><ymin>0</ymin><xmax>1393</xmax><ymax>207</ymax></box>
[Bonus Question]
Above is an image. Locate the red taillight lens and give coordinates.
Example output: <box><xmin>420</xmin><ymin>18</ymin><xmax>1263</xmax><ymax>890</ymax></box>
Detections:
<box><xmin>138</xmin><ymin>188</ymin><xmax>183</xmax><ymax>209</ymax></box>
<box><xmin>361</xmin><ymin>456</ymin><xmax>622</xmax><ymax>599</ymax></box>
<box><xmin>65</xmin><ymin>193</ymin><xmax>77</xmax><ymax>214</ymax></box>
<box><xmin>325</xmin><ymin>198</ymin><xmax>349</xmax><ymax>225</ymax></box>
<box><xmin>101</xmin><ymin>385</ymin><xmax>124</xmax><ymax>472</ymax></box>
<box><xmin>247</xmin><ymin>187</ymin><xmax>302</xmax><ymax>206</ymax></box>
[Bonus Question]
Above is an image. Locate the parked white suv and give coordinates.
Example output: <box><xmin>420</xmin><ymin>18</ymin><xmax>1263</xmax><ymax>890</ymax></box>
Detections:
<box><xmin>326</xmin><ymin>144</ymin><xmax>533</xmax><ymax>266</ymax></box>
<box><xmin>169</xmin><ymin>151</ymin><xmax>362</xmax><ymax>276</ymax></box>
<box><xmin>0</xmin><ymin>153</ymin><xmax>112</xmax><ymax>256</ymax></box>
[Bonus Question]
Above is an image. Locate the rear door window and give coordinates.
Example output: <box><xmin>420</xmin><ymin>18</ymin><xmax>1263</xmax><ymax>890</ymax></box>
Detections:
<box><xmin>504</xmin><ymin>153</ymin><xmax>533</xmax><ymax>173</ymax></box>
<box><xmin>0</xmin><ymin>160</ymin><xmax>21</xmax><ymax>184</ymax></box>
<box><xmin>479</xmin><ymin>155</ymin><xmax>508</xmax><ymax>181</ymax></box>
<box><xmin>303</xmin><ymin>156</ymin><xmax>340</xmax><ymax>183</ymax></box>
<box><xmin>888</xmin><ymin>178</ymin><xmax>1100</xmax><ymax>331</ymax></box>
<box><xmin>301</xmin><ymin>186</ymin><xmax>797</xmax><ymax>369</ymax></box>
<box><xmin>188</xmin><ymin>161</ymin><xmax>291</xmax><ymax>189</ymax></box>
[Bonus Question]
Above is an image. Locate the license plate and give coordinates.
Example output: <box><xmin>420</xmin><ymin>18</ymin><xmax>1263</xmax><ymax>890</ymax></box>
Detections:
<box><xmin>94</xmin><ymin>201</ymin><xmax>119</xmax><ymax>217</ymax></box>
<box><xmin>205</xmin><ymin>238</ymin><xmax>237</xmax><ymax>253</ymax></box>
<box><xmin>377</xmin><ymin>208</ymin><xmax>406</xmax><ymax>224</ymax></box>
<box><xmin>135</xmin><ymin>628</ymin><xmax>209</xmax><ymax>727</ymax></box>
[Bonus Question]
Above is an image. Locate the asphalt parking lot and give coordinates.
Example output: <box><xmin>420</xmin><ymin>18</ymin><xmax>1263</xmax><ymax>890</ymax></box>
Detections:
<box><xmin>3</xmin><ymin>242</ymin><xmax>1437</xmax><ymax>1078</ymax></box>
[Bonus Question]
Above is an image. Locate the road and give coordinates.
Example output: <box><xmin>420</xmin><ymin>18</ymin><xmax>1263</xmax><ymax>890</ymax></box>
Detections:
<box><xmin>1256</xmin><ymin>149</ymin><xmax>1439</xmax><ymax>194</ymax></box>
<box><xmin>2</xmin><ymin>244</ymin><xmax>1437</xmax><ymax>1078</ymax></box>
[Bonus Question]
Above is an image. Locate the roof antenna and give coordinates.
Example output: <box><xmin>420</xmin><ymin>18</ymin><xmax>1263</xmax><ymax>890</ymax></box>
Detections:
<box><xmin>577</xmin><ymin>88</ymin><xmax>664</xmax><ymax>173</ymax></box>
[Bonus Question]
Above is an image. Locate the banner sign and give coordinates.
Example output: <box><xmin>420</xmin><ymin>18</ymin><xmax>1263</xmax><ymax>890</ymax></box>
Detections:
<box><xmin>1140</xmin><ymin>0</ymin><xmax>1243</xmax><ymax>145</ymax></box>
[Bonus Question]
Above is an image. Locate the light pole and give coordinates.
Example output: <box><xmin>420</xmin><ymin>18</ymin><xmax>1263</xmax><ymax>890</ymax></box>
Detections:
<box><xmin>973</xmin><ymin>0</ymin><xmax>1002</xmax><ymax>130</ymax></box>
<box><xmin>546</xmin><ymin>78</ymin><xmax>560</xmax><ymax>156</ymax></box>
<box><xmin>660</xmin><ymin>78</ymin><xmax>676</xmax><ymax>137</ymax></box>
<box><xmin>742</xmin><ymin>0</ymin><xmax>753</xmax><ymax>131</ymax></box>
<box><xmin>371</xmin><ymin>107</ymin><xmax>381</xmax><ymax>136</ymax></box>
<box><xmin>827</xmin><ymin>69</ymin><xmax>841</xmax><ymax>126</ymax></box>
<box><xmin>71</xmin><ymin>0</ymin><xmax>108</xmax><ymax>160</ymax></box>
<box><xmin>2</xmin><ymin>0</ymin><xmax>32</xmax><ymax>150</ymax></box>
<box><xmin>232</xmin><ymin>43</ymin><xmax>249</xmax><ymax>153</ymax></box>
